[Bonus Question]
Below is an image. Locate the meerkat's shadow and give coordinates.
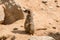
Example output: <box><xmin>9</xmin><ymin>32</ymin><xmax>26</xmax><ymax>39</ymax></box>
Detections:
<box><xmin>11</xmin><ymin>30</ymin><xmax>34</xmax><ymax>35</ymax></box>
<box><xmin>11</xmin><ymin>30</ymin><xmax>30</xmax><ymax>35</ymax></box>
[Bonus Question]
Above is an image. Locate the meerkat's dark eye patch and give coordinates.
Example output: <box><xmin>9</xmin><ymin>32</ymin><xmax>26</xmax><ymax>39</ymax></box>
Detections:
<box><xmin>24</xmin><ymin>9</ymin><xmax>30</xmax><ymax>13</ymax></box>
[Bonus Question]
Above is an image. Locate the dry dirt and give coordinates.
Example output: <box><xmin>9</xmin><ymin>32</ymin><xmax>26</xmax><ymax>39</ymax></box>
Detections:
<box><xmin>0</xmin><ymin>0</ymin><xmax>60</xmax><ymax>40</ymax></box>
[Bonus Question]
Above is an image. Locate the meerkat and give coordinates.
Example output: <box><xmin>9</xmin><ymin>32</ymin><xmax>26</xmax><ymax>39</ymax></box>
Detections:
<box><xmin>24</xmin><ymin>9</ymin><xmax>34</xmax><ymax>35</ymax></box>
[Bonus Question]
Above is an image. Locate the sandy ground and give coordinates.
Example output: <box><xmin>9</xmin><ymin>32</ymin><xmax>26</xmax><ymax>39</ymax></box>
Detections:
<box><xmin>0</xmin><ymin>0</ymin><xmax>60</xmax><ymax>40</ymax></box>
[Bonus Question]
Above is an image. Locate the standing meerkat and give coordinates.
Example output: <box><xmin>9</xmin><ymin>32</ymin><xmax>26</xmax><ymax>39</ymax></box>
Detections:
<box><xmin>24</xmin><ymin>9</ymin><xmax>34</xmax><ymax>35</ymax></box>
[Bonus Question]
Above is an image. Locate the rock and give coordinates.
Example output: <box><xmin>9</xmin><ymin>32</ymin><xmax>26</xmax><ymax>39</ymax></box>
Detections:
<box><xmin>29</xmin><ymin>36</ymin><xmax>55</xmax><ymax>40</ymax></box>
<box><xmin>0</xmin><ymin>0</ymin><xmax>24</xmax><ymax>25</ymax></box>
<box><xmin>0</xmin><ymin>5</ymin><xmax>5</xmax><ymax>24</ymax></box>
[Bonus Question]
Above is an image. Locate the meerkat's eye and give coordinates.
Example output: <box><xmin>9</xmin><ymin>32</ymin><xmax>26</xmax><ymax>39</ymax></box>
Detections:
<box><xmin>24</xmin><ymin>9</ymin><xmax>30</xmax><ymax>13</ymax></box>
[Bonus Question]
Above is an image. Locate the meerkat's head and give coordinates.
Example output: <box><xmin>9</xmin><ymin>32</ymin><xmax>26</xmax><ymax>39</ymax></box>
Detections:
<box><xmin>23</xmin><ymin>9</ymin><xmax>31</xmax><ymax>15</ymax></box>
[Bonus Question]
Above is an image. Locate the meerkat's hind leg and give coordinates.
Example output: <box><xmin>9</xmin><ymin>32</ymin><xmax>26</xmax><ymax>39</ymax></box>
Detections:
<box><xmin>30</xmin><ymin>25</ymin><xmax>34</xmax><ymax>35</ymax></box>
<box><xmin>25</xmin><ymin>26</ymin><xmax>30</xmax><ymax>34</ymax></box>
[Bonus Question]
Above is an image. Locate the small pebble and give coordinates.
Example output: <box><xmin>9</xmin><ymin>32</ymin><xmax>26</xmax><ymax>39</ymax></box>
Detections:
<box><xmin>42</xmin><ymin>0</ymin><xmax>47</xmax><ymax>5</ymax></box>
<box><xmin>49</xmin><ymin>6</ymin><xmax>53</xmax><ymax>9</ymax></box>
<box><xmin>55</xmin><ymin>20</ymin><xmax>59</xmax><ymax>22</ymax></box>
<box><xmin>20</xmin><ymin>25</ymin><xmax>23</xmax><ymax>27</ymax></box>
<box><xmin>13</xmin><ymin>28</ymin><xmax>18</xmax><ymax>30</ymax></box>
<box><xmin>54</xmin><ymin>0</ymin><xmax>58</xmax><ymax>3</ymax></box>
<box><xmin>49</xmin><ymin>23</ymin><xmax>51</xmax><ymax>25</ymax></box>
<box><xmin>56</xmin><ymin>5</ymin><xmax>60</xmax><ymax>8</ymax></box>
<box><xmin>52</xmin><ymin>27</ymin><xmax>56</xmax><ymax>29</ymax></box>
